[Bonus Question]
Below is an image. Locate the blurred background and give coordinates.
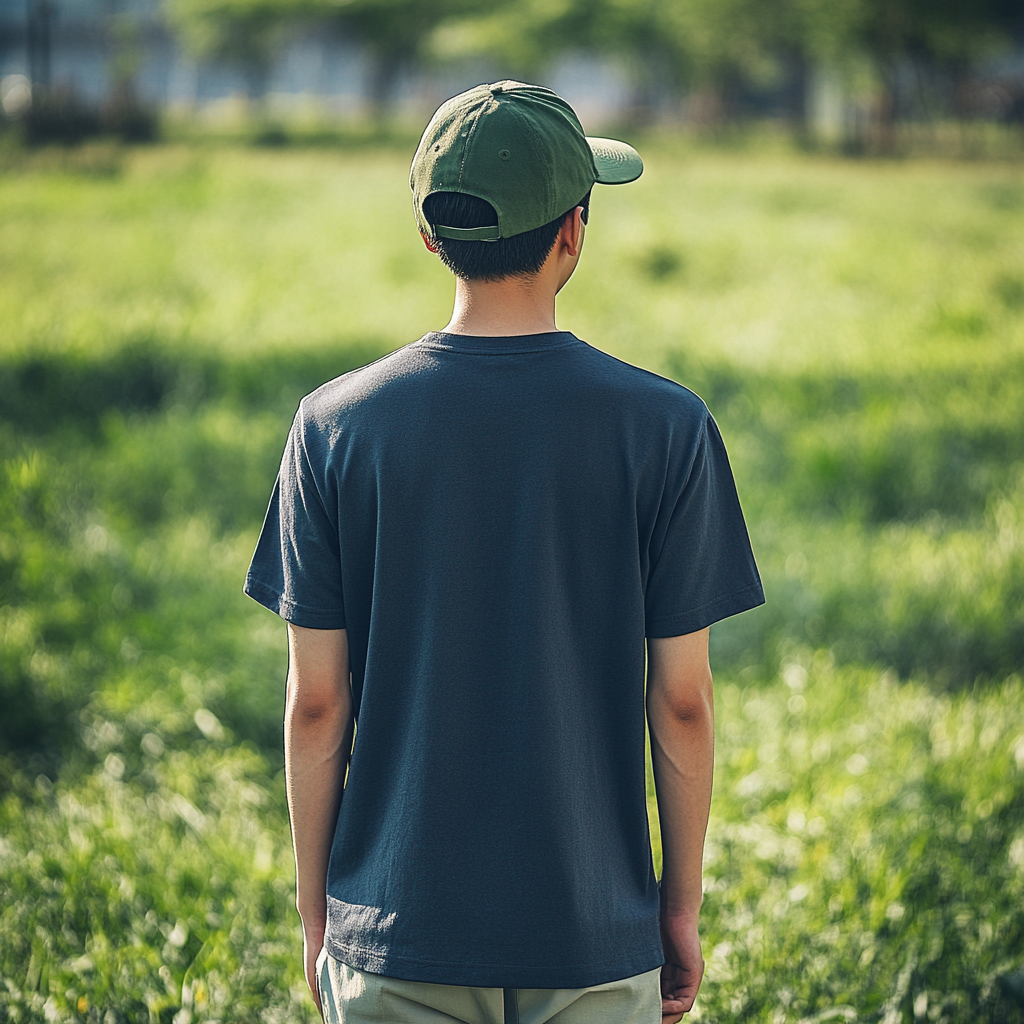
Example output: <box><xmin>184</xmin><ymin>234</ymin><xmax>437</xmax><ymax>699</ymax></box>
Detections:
<box><xmin>1</xmin><ymin>1</ymin><xmax>1024</xmax><ymax>1023</ymax></box>
<box><xmin>2</xmin><ymin>0</ymin><xmax>1024</xmax><ymax>150</ymax></box>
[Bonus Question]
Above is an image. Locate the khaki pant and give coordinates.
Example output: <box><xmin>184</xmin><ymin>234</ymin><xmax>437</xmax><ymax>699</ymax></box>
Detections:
<box><xmin>316</xmin><ymin>948</ymin><xmax>662</xmax><ymax>1024</ymax></box>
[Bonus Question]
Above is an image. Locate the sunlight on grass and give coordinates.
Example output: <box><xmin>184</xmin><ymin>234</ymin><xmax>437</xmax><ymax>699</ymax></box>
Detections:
<box><xmin>2</xmin><ymin>142</ymin><xmax>1023</xmax><ymax>1023</ymax></box>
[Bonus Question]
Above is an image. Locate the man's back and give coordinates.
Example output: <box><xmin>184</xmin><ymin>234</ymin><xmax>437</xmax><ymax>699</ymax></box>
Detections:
<box><xmin>250</xmin><ymin>80</ymin><xmax>764</xmax><ymax>1023</ymax></box>
<box><xmin>246</xmin><ymin>329</ymin><xmax>762</xmax><ymax>988</ymax></box>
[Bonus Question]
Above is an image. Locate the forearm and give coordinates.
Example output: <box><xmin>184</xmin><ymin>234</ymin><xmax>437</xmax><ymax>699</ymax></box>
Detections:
<box><xmin>647</xmin><ymin>676</ymin><xmax>714</xmax><ymax>915</ymax></box>
<box><xmin>284</xmin><ymin>686</ymin><xmax>353</xmax><ymax>926</ymax></box>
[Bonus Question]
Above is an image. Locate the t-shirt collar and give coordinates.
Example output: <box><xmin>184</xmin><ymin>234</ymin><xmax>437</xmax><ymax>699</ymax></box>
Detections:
<box><xmin>417</xmin><ymin>331</ymin><xmax>578</xmax><ymax>354</ymax></box>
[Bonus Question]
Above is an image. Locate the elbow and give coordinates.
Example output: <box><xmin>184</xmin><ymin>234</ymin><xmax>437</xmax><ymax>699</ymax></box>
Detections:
<box><xmin>647</xmin><ymin>668</ymin><xmax>714</xmax><ymax>726</ymax></box>
<box><xmin>286</xmin><ymin>680</ymin><xmax>350</xmax><ymax>731</ymax></box>
<box><xmin>657</xmin><ymin>693</ymin><xmax>713</xmax><ymax>726</ymax></box>
<box><xmin>289</xmin><ymin>699</ymin><xmax>338</xmax><ymax>728</ymax></box>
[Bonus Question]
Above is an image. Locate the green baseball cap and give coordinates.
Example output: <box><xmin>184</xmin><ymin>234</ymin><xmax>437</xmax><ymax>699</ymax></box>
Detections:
<box><xmin>411</xmin><ymin>81</ymin><xmax>643</xmax><ymax>242</ymax></box>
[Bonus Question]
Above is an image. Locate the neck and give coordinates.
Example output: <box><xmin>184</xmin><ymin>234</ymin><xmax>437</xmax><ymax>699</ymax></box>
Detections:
<box><xmin>434</xmin><ymin>209</ymin><xmax>584</xmax><ymax>336</ymax></box>
<box><xmin>441</xmin><ymin>274</ymin><xmax>558</xmax><ymax>337</ymax></box>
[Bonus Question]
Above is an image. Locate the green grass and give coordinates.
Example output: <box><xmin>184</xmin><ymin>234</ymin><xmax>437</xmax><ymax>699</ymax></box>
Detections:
<box><xmin>1</xmin><ymin>743</ymin><xmax>307</xmax><ymax>1023</ymax></box>
<box><xmin>651</xmin><ymin>664</ymin><xmax>1024</xmax><ymax>1023</ymax></box>
<box><xmin>1</xmin><ymin>142</ymin><xmax>1023</xmax><ymax>1023</ymax></box>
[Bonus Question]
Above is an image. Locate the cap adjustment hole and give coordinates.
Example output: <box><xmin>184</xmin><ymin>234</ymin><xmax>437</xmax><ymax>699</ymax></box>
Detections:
<box><xmin>499</xmin><ymin>149</ymin><xmax>510</xmax><ymax>160</ymax></box>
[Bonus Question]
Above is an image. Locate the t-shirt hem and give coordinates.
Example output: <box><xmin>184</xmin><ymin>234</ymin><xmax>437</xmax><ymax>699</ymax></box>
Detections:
<box><xmin>646</xmin><ymin>580</ymin><xmax>765</xmax><ymax>638</ymax></box>
<box><xmin>243</xmin><ymin>576</ymin><xmax>346</xmax><ymax>630</ymax></box>
<box><xmin>324</xmin><ymin>935</ymin><xmax>664</xmax><ymax>989</ymax></box>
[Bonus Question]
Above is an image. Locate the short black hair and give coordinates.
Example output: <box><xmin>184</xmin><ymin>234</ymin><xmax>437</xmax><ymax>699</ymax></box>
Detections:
<box><xmin>422</xmin><ymin>190</ymin><xmax>591</xmax><ymax>282</ymax></box>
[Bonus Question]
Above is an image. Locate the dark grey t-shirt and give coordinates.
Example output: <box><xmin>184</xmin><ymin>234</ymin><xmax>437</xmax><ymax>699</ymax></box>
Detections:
<box><xmin>245</xmin><ymin>331</ymin><xmax>763</xmax><ymax>988</ymax></box>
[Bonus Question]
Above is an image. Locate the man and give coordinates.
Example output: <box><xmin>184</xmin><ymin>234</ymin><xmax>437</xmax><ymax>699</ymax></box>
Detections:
<box><xmin>245</xmin><ymin>81</ymin><xmax>764</xmax><ymax>1024</ymax></box>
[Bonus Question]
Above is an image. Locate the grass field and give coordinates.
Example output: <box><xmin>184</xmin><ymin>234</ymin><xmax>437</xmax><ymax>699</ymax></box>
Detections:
<box><xmin>1</xmin><ymin>141</ymin><xmax>1023</xmax><ymax>1023</ymax></box>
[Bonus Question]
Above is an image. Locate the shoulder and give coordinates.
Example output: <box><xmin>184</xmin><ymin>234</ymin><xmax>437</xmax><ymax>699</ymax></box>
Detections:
<box><xmin>295</xmin><ymin>342</ymin><xmax>432</xmax><ymax>441</ymax></box>
<box><xmin>574</xmin><ymin>340</ymin><xmax>711</xmax><ymax>430</ymax></box>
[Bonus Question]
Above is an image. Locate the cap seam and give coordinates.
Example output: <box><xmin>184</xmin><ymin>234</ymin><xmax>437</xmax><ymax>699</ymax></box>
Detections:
<box><xmin>457</xmin><ymin>94</ymin><xmax>490</xmax><ymax>192</ymax></box>
<box><xmin>458</xmin><ymin>92</ymin><xmax>493</xmax><ymax>192</ymax></box>
<box><xmin>504</xmin><ymin>101</ymin><xmax>554</xmax><ymax>229</ymax></box>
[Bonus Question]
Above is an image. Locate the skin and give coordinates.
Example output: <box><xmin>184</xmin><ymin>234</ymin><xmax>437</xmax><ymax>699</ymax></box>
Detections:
<box><xmin>286</xmin><ymin>212</ymin><xmax>713</xmax><ymax>1019</ymax></box>
<box><xmin>647</xmin><ymin>628</ymin><xmax>714</xmax><ymax>1023</ymax></box>
<box><xmin>285</xmin><ymin>623</ymin><xmax>352</xmax><ymax>1016</ymax></box>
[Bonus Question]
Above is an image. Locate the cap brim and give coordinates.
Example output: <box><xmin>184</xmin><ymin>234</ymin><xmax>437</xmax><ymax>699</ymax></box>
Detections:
<box><xmin>587</xmin><ymin>137</ymin><xmax>643</xmax><ymax>184</ymax></box>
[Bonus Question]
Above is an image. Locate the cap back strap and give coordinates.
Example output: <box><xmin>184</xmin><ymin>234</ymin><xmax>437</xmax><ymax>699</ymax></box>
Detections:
<box><xmin>433</xmin><ymin>224</ymin><xmax>500</xmax><ymax>242</ymax></box>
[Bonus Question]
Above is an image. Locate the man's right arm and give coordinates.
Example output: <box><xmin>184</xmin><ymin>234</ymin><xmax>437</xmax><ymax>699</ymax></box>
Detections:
<box><xmin>646</xmin><ymin>627</ymin><xmax>715</xmax><ymax>1023</ymax></box>
<box><xmin>284</xmin><ymin>623</ymin><xmax>353</xmax><ymax>1014</ymax></box>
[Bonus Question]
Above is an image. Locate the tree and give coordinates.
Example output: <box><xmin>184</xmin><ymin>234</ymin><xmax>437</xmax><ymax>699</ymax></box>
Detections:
<box><xmin>836</xmin><ymin>0</ymin><xmax>1020</xmax><ymax>148</ymax></box>
<box><xmin>163</xmin><ymin>0</ymin><xmax>493</xmax><ymax>120</ymax></box>
<box><xmin>165</xmin><ymin>0</ymin><xmax>296</xmax><ymax>102</ymax></box>
<box><xmin>428</xmin><ymin>0</ymin><xmax>787</xmax><ymax>124</ymax></box>
<box><xmin>26</xmin><ymin>0</ymin><xmax>53</xmax><ymax>95</ymax></box>
<box><xmin>310</xmin><ymin>0</ymin><xmax>489</xmax><ymax>119</ymax></box>
<box><xmin>431</xmin><ymin>0</ymin><xmax>1023</xmax><ymax>139</ymax></box>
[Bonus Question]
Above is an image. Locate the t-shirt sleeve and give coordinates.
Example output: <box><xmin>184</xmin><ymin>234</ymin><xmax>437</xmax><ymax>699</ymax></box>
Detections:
<box><xmin>243</xmin><ymin>406</ymin><xmax>346</xmax><ymax>630</ymax></box>
<box><xmin>644</xmin><ymin>413</ymin><xmax>764</xmax><ymax>638</ymax></box>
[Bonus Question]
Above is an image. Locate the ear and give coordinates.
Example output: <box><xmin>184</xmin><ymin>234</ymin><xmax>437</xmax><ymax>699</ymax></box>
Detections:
<box><xmin>561</xmin><ymin>207</ymin><xmax>585</xmax><ymax>258</ymax></box>
<box><xmin>421</xmin><ymin>232</ymin><xmax>440</xmax><ymax>253</ymax></box>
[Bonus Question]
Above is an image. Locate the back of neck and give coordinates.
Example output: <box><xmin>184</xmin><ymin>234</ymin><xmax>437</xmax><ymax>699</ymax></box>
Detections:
<box><xmin>441</xmin><ymin>274</ymin><xmax>558</xmax><ymax>337</ymax></box>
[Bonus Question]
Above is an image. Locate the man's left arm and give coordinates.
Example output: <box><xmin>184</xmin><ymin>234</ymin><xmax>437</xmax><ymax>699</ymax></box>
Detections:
<box><xmin>284</xmin><ymin>624</ymin><xmax>353</xmax><ymax>1013</ymax></box>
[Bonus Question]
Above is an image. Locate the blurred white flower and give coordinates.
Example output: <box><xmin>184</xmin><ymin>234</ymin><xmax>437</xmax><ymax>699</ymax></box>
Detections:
<box><xmin>0</xmin><ymin>74</ymin><xmax>31</xmax><ymax>116</ymax></box>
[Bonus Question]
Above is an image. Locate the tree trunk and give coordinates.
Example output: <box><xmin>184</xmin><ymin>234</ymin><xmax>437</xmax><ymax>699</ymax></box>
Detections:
<box><xmin>949</xmin><ymin>65</ymin><xmax>977</xmax><ymax>158</ymax></box>
<box><xmin>27</xmin><ymin>0</ymin><xmax>52</xmax><ymax>96</ymax></box>
<box><xmin>366</xmin><ymin>48</ymin><xmax>401</xmax><ymax>124</ymax></box>
<box><xmin>873</xmin><ymin>61</ymin><xmax>898</xmax><ymax>154</ymax></box>
<box><xmin>625</xmin><ymin>50</ymin><xmax>671</xmax><ymax>128</ymax></box>
<box><xmin>786</xmin><ymin>51</ymin><xmax>809</xmax><ymax>144</ymax></box>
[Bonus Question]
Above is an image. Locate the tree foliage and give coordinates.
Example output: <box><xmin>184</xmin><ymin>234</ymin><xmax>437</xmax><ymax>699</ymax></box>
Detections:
<box><xmin>428</xmin><ymin>0</ymin><xmax>1021</xmax><ymax>128</ymax></box>
<box><xmin>161</xmin><ymin>0</ymin><xmax>1024</xmax><ymax>123</ymax></box>
<box><xmin>313</xmin><ymin>0</ymin><xmax>486</xmax><ymax>113</ymax></box>
<box><xmin>165</xmin><ymin>0</ymin><xmax>301</xmax><ymax>98</ymax></box>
